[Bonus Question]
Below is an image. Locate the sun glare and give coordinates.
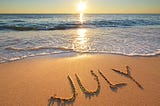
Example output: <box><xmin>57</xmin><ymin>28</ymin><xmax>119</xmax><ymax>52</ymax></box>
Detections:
<box><xmin>77</xmin><ymin>1</ymin><xmax>86</xmax><ymax>12</ymax></box>
<box><xmin>77</xmin><ymin>1</ymin><xmax>87</xmax><ymax>24</ymax></box>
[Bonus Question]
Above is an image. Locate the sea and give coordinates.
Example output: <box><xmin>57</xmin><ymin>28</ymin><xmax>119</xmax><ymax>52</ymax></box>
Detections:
<box><xmin>0</xmin><ymin>14</ymin><xmax>160</xmax><ymax>63</ymax></box>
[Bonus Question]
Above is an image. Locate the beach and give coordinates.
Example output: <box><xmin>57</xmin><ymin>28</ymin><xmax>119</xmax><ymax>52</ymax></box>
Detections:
<box><xmin>0</xmin><ymin>14</ymin><xmax>160</xmax><ymax>106</ymax></box>
<box><xmin>0</xmin><ymin>54</ymin><xmax>160</xmax><ymax>106</ymax></box>
<box><xmin>0</xmin><ymin>0</ymin><xmax>160</xmax><ymax>105</ymax></box>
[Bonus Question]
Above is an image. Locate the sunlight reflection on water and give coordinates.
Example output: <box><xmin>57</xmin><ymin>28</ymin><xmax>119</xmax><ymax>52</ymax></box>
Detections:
<box><xmin>80</xmin><ymin>13</ymin><xmax>84</xmax><ymax>24</ymax></box>
<box><xmin>72</xmin><ymin>29</ymin><xmax>89</xmax><ymax>52</ymax></box>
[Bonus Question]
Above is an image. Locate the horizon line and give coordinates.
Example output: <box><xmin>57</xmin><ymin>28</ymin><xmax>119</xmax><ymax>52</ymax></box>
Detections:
<box><xmin>0</xmin><ymin>13</ymin><xmax>160</xmax><ymax>15</ymax></box>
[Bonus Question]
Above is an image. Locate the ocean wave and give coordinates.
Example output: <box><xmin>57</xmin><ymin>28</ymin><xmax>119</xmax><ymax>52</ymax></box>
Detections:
<box><xmin>88</xmin><ymin>19</ymin><xmax>160</xmax><ymax>27</ymax></box>
<box><xmin>0</xmin><ymin>19</ymin><xmax>160</xmax><ymax>31</ymax></box>
<box><xmin>5</xmin><ymin>46</ymin><xmax>160</xmax><ymax>56</ymax></box>
<box><xmin>12</xmin><ymin>20</ymin><xmax>26</xmax><ymax>22</ymax></box>
<box><xmin>0</xmin><ymin>24</ymin><xmax>82</xmax><ymax>31</ymax></box>
<box><xmin>82</xmin><ymin>51</ymin><xmax>160</xmax><ymax>57</ymax></box>
<box><xmin>1</xmin><ymin>26</ymin><xmax>39</xmax><ymax>31</ymax></box>
<box><xmin>1</xmin><ymin>50</ymin><xmax>160</xmax><ymax>64</ymax></box>
<box><xmin>5</xmin><ymin>46</ymin><xmax>74</xmax><ymax>52</ymax></box>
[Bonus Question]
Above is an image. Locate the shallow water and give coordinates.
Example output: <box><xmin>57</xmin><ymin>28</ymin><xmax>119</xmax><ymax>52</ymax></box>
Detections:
<box><xmin>0</xmin><ymin>14</ymin><xmax>160</xmax><ymax>63</ymax></box>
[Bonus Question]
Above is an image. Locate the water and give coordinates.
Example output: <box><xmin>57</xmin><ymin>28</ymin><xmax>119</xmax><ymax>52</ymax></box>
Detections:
<box><xmin>0</xmin><ymin>14</ymin><xmax>160</xmax><ymax>63</ymax></box>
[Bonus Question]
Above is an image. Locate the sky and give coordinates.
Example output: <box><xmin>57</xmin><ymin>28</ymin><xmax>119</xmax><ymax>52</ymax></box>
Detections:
<box><xmin>0</xmin><ymin>0</ymin><xmax>160</xmax><ymax>14</ymax></box>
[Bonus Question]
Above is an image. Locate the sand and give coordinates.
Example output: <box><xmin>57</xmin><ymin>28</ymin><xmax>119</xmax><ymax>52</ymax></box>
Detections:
<box><xmin>0</xmin><ymin>54</ymin><xmax>160</xmax><ymax>106</ymax></box>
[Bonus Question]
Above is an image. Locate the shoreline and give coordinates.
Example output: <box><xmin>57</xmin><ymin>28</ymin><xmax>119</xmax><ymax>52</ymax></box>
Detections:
<box><xmin>1</xmin><ymin>52</ymin><xmax>160</xmax><ymax>64</ymax></box>
<box><xmin>0</xmin><ymin>54</ymin><xmax>160</xmax><ymax>105</ymax></box>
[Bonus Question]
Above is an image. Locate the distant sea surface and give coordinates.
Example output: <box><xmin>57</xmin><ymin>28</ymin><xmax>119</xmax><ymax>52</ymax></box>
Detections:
<box><xmin>0</xmin><ymin>14</ymin><xmax>160</xmax><ymax>63</ymax></box>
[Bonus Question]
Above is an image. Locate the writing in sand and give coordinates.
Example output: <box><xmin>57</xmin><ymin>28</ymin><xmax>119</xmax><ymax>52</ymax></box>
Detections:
<box><xmin>48</xmin><ymin>66</ymin><xmax>143</xmax><ymax>106</ymax></box>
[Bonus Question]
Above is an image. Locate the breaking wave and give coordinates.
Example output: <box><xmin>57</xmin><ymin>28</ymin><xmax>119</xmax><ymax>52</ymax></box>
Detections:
<box><xmin>5</xmin><ymin>46</ymin><xmax>74</xmax><ymax>52</ymax></box>
<box><xmin>1</xmin><ymin>19</ymin><xmax>160</xmax><ymax>31</ymax></box>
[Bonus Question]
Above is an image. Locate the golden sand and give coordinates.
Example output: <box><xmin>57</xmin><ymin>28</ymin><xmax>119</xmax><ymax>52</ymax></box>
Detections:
<box><xmin>0</xmin><ymin>54</ymin><xmax>160</xmax><ymax>106</ymax></box>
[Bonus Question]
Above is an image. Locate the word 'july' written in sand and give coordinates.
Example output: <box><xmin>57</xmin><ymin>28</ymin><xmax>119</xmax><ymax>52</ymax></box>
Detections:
<box><xmin>48</xmin><ymin>66</ymin><xmax>143</xmax><ymax>106</ymax></box>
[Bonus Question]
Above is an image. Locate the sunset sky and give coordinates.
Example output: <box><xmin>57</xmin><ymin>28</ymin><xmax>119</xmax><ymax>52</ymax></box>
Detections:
<box><xmin>0</xmin><ymin>0</ymin><xmax>160</xmax><ymax>14</ymax></box>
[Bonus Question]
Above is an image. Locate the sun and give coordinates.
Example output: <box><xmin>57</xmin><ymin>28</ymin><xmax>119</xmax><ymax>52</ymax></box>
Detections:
<box><xmin>77</xmin><ymin>1</ymin><xmax>86</xmax><ymax>12</ymax></box>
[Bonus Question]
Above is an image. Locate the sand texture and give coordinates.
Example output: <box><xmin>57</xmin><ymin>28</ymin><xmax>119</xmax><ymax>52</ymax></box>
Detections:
<box><xmin>0</xmin><ymin>54</ymin><xmax>160</xmax><ymax>106</ymax></box>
